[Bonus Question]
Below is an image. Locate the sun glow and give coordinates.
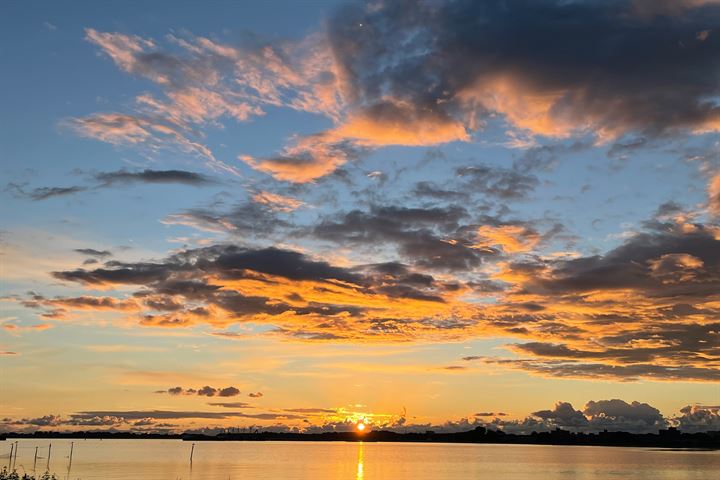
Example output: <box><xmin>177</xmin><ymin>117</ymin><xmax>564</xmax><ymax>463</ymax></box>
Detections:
<box><xmin>356</xmin><ymin>418</ymin><xmax>369</xmax><ymax>433</ymax></box>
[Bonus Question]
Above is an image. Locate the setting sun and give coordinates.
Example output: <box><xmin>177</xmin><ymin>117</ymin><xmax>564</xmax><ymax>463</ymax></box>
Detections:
<box><xmin>356</xmin><ymin>419</ymin><xmax>369</xmax><ymax>433</ymax></box>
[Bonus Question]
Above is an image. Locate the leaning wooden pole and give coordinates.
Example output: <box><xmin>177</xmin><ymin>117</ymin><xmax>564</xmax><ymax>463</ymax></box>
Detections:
<box><xmin>11</xmin><ymin>442</ymin><xmax>18</xmax><ymax>470</ymax></box>
<box><xmin>46</xmin><ymin>443</ymin><xmax>51</xmax><ymax>472</ymax></box>
<box><xmin>33</xmin><ymin>446</ymin><xmax>38</xmax><ymax>474</ymax></box>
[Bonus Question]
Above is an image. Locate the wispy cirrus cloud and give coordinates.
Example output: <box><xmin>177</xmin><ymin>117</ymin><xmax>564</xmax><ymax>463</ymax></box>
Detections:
<box><xmin>66</xmin><ymin>113</ymin><xmax>240</xmax><ymax>176</ymax></box>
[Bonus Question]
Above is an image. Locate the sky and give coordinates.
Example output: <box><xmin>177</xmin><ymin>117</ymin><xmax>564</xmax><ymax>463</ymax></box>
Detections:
<box><xmin>1</xmin><ymin>0</ymin><xmax>719</xmax><ymax>435</ymax></box>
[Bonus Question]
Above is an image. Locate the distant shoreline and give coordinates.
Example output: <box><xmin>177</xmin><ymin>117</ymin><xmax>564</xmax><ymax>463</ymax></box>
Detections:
<box><xmin>3</xmin><ymin>427</ymin><xmax>718</xmax><ymax>450</ymax></box>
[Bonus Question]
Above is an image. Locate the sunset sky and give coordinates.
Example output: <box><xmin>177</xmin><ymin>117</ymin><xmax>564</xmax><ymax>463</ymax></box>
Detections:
<box><xmin>1</xmin><ymin>0</ymin><xmax>719</xmax><ymax>434</ymax></box>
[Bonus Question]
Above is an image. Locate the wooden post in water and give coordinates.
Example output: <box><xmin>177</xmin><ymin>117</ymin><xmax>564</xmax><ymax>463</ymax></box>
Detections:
<box><xmin>68</xmin><ymin>442</ymin><xmax>74</xmax><ymax>469</ymax></box>
<box><xmin>33</xmin><ymin>446</ymin><xmax>38</xmax><ymax>474</ymax></box>
<box><xmin>46</xmin><ymin>443</ymin><xmax>51</xmax><ymax>472</ymax></box>
<box><xmin>189</xmin><ymin>443</ymin><xmax>195</xmax><ymax>466</ymax></box>
<box><xmin>11</xmin><ymin>442</ymin><xmax>18</xmax><ymax>470</ymax></box>
<box><xmin>7</xmin><ymin>443</ymin><xmax>13</xmax><ymax>469</ymax></box>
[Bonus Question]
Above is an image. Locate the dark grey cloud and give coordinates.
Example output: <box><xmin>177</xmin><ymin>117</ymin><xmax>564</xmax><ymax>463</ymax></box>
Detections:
<box><xmin>94</xmin><ymin>169</ymin><xmax>214</xmax><ymax>186</ymax></box>
<box><xmin>464</xmin><ymin>356</ymin><xmax>720</xmax><ymax>382</ymax></box>
<box><xmin>513</xmin><ymin>341</ymin><xmax>663</xmax><ymax>363</ymax></box>
<box><xmin>47</xmin><ymin>245</ymin><xmax>386</xmax><ymax>327</ymax></box>
<box><xmin>653</xmin><ymin>201</ymin><xmax>685</xmax><ymax>219</ymax></box>
<box><xmin>524</xmin><ymin>223</ymin><xmax>720</xmax><ymax>298</ymax></box>
<box><xmin>513</xmin><ymin>141</ymin><xmax>589</xmax><ymax>173</ymax></box>
<box><xmin>314</xmin><ymin>205</ymin><xmax>495</xmax><ymax>271</ymax></box>
<box><xmin>672</xmin><ymin>405</ymin><xmax>720</xmax><ymax>433</ymax></box>
<box><xmin>218</xmin><ymin>386</ymin><xmax>241</xmax><ymax>397</ymax></box>
<box><xmin>362</xmin><ymin>262</ymin><xmax>450</xmax><ymax>303</ymax></box>
<box><xmin>411</xmin><ymin>181</ymin><xmax>470</xmax><ymax>201</ymax></box>
<box><xmin>163</xmin><ymin>201</ymin><xmax>289</xmax><ymax>236</ymax></box>
<box><xmin>54</xmin><ymin>245</ymin><xmax>366</xmax><ymax>286</ymax></box>
<box><xmin>70</xmin><ymin>410</ymin><xmax>305</xmax><ymax>421</ymax></box>
<box><xmin>328</xmin><ymin>0</ymin><xmax>720</xmax><ymax>140</ymax></box>
<box><xmin>34</xmin><ymin>295</ymin><xmax>134</xmax><ymax>312</ymax></box>
<box><xmin>607</xmin><ymin>137</ymin><xmax>649</xmax><ymax>159</ymax></box>
<box><xmin>203</xmin><ymin>246</ymin><xmax>363</xmax><ymax>284</ymax></box>
<box><xmin>529</xmin><ymin>399</ymin><xmax>667</xmax><ymax>433</ymax></box>
<box><xmin>5</xmin><ymin>183</ymin><xmax>87</xmax><ymax>201</ymax></box>
<box><xmin>313</xmin><ymin>204</ymin><xmax>560</xmax><ymax>272</ymax></box>
<box><xmin>198</xmin><ymin>386</ymin><xmax>218</xmax><ymax>397</ymax></box>
<box><xmin>583</xmin><ymin>399</ymin><xmax>666</xmax><ymax>432</ymax></box>
<box><xmin>74</xmin><ymin>248</ymin><xmax>113</xmax><ymax>258</ymax></box>
<box><xmin>455</xmin><ymin>165</ymin><xmax>539</xmax><ymax>200</ymax></box>
<box><xmin>53</xmin><ymin>260</ymin><xmax>179</xmax><ymax>286</ymax></box>
<box><xmin>157</xmin><ymin>385</ymin><xmax>240</xmax><ymax>397</ymax></box>
<box><xmin>532</xmin><ymin>402</ymin><xmax>588</xmax><ymax>427</ymax></box>
<box><xmin>511</xmin><ymin>321</ymin><xmax>720</xmax><ymax>369</ymax></box>
<box><xmin>5</xmin><ymin>169</ymin><xmax>214</xmax><ymax>203</ymax></box>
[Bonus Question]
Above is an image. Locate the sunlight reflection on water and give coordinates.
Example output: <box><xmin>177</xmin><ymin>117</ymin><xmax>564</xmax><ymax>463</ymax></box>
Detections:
<box><xmin>356</xmin><ymin>442</ymin><xmax>364</xmax><ymax>480</ymax></box>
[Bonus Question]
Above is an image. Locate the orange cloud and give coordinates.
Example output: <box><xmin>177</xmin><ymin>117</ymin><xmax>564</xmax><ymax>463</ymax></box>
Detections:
<box><xmin>648</xmin><ymin>253</ymin><xmax>704</xmax><ymax>284</ymax></box>
<box><xmin>709</xmin><ymin>172</ymin><xmax>720</xmax><ymax>216</ymax></box>
<box><xmin>474</xmin><ymin>225</ymin><xmax>541</xmax><ymax>254</ymax></box>
<box><xmin>44</xmin><ymin>296</ymin><xmax>139</xmax><ymax>311</ymax></box>
<box><xmin>240</xmin><ymin>134</ymin><xmax>351</xmax><ymax>183</ymax></box>
<box><xmin>3</xmin><ymin>323</ymin><xmax>53</xmax><ymax>332</ymax></box>
<box><xmin>459</xmin><ymin>76</ymin><xmax>582</xmax><ymax>139</ymax></box>
<box><xmin>332</xmin><ymin>101</ymin><xmax>469</xmax><ymax>147</ymax></box>
<box><xmin>84</xmin><ymin>29</ymin><xmax>156</xmax><ymax>79</ymax></box>
<box><xmin>252</xmin><ymin>191</ymin><xmax>304</xmax><ymax>212</ymax></box>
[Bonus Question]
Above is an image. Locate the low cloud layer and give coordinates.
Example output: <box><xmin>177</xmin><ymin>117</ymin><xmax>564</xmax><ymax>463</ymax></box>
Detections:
<box><xmin>532</xmin><ymin>399</ymin><xmax>667</xmax><ymax>433</ymax></box>
<box><xmin>3</xmin><ymin>399</ymin><xmax>717</xmax><ymax>435</ymax></box>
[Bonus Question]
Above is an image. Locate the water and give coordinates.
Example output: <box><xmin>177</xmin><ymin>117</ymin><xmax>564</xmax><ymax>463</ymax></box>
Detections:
<box><xmin>3</xmin><ymin>439</ymin><xmax>719</xmax><ymax>479</ymax></box>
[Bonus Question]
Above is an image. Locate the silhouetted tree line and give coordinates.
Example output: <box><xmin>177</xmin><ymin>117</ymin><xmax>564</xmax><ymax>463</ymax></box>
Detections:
<box><xmin>4</xmin><ymin>426</ymin><xmax>718</xmax><ymax>449</ymax></box>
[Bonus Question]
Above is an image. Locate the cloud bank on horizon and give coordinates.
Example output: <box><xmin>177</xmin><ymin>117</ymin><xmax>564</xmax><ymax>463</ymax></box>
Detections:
<box><xmin>1</xmin><ymin>0</ymin><xmax>719</xmax><ymax>431</ymax></box>
<box><xmin>4</xmin><ymin>400</ymin><xmax>719</xmax><ymax>435</ymax></box>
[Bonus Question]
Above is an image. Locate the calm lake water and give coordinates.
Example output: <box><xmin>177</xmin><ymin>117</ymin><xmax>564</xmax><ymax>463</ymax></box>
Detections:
<box><xmin>3</xmin><ymin>439</ymin><xmax>719</xmax><ymax>480</ymax></box>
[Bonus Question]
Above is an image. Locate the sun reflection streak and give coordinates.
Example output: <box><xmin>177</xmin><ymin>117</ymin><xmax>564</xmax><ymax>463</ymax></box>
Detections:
<box><xmin>356</xmin><ymin>442</ymin><xmax>364</xmax><ymax>480</ymax></box>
